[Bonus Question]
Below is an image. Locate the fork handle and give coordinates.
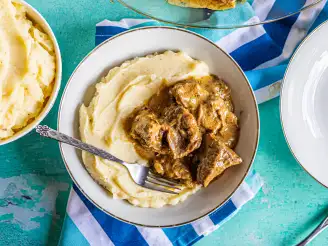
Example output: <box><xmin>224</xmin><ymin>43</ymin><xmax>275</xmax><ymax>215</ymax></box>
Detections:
<box><xmin>297</xmin><ymin>216</ymin><xmax>328</xmax><ymax>246</ymax></box>
<box><xmin>36</xmin><ymin>125</ymin><xmax>123</xmax><ymax>164</ymax></box>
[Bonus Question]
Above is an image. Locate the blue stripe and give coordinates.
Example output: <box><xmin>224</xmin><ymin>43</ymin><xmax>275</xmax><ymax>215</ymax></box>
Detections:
<box><xmin>264</xmin><ymin>0</ymin><xmax>306</xmax><ymax>48</ymax></box>
<box><xmin>245</xmin><ymin>64</ymin><xmax>286</xmax><ymax>90</ymax></box>
<box><xmin>95</xmin><ymin>26</ymin><xmax>128</xmax><ymax>46</ymax></box>
<box><xmin>209</xmin><ymin>200</ymin><xmax>237</xmax><ymax>224</ymax></box>
<box><xmin>264</xmin><ymin>14</ymin><xmax>299</xmax><ymax>48</ymax></box>
<box><xmin>230</xmin><ymin>34</ymin><xmax>281</xmax><ymax>71</ymax></box>
<box><xmin>96</xmin><ymin>26</ymin><xmax>128</xmax><ymax>36</ymax></box>
<box><xmin>73</xmin><ymin>185</ymin><xmax>149</xmax><ymax>246</ymax></box>
<box><xmin>96</xmin><ymin>35</ymin><xmax>113</xmax><ymax>46</ymax></box>
<box><xmin>163</xmin><ymin>224</ymin><xmax>200</xmax><ymax>246</ymax></box>
<box><xmin>267</xmin><ymin>0</ymin><xmax>306</xmax><ymax>19</ymax></box>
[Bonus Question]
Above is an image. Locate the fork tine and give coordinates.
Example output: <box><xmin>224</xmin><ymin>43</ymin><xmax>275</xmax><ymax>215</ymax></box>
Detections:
<box><xmin>148</xmin><ymin>172</ymin><xmax>183</xmax><ymax>188</ymax></box>
<box><xmin>149</xmin><ymin>170</ymin><xmax>182</xmax><ymax>186</ymax></box>
<box><xmin>143</xmin><ymin>181</ymin><xmax>179</xmax><ymax>195</ymax></box>
<box><xmin>146</xmin><ymin>176</ymin><xmax>183</xmax><ymax>191</ymax></box>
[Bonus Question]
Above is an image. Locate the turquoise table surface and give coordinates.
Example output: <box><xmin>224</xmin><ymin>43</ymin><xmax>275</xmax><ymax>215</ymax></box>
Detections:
<box><xmin>1</xmin><ymin>1</ymin><xmax>328</xmax><ymax>245</ymax></box>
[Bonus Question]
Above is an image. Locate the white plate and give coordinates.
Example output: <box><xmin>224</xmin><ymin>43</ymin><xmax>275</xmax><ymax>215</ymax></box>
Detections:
<box><xmin>281</xmin><ymin>20</ymin><xmax>328</xmax><ymax>188</ymax></box>
<box><xmin>58</xmin><ymin>27</ymin><xmax>259</xmax><ymax>227</ymax></box>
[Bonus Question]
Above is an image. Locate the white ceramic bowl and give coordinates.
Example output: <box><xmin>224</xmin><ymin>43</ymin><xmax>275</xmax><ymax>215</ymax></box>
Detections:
<box><xmin>0</xmin><ymin>0</ymin><xmax>62</xmax><ymax>146</ymax></box>
<box><xmin>58</xmin><ymin>27</ymin><xmax>259</xmax><ymax>227</ymax></box>
<box><xmin>281</xmin><ymin>20</ymin><xmax>328</xmax><ymax>188</ymax></box>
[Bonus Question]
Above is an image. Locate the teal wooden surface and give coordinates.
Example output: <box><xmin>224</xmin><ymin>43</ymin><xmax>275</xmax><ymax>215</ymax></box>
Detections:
<box><xmin>0</xmin><ymin>1</ymin><xmax>327</xmax><ymax>245</ymax></box>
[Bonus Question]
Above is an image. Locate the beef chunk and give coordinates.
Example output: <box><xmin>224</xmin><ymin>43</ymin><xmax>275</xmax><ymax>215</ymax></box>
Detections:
<box><xmin>196</xmin><ymin>134</ymin><xmax>242</xmax><ymax>187</ymax></box>
<box><xmin>203</xmin><ymin>77</ymin><xmax>232</xmax><ymax>101</ymax></box>
<box><xmin>162</xmin><ymin>105</ymin><xmax>202</xmax><ymax>158</ymax></box>
<box><xmin>128</xmin><ymin>75</ymin><xmax>242</xmax><ymax>190</ymax></box>
<box><xmin>217</xmin><ymin>124</ymin><xmax>239</xmax><ymax>149</ymax></box>
<box><xmin>130</xmin><ymin>109</ymin><xmax>169</xmax><ymax>154</ymax></box>
<box><xmin>217</xmin><ymin>110</ymin><xmax>239</xmax><ymax>148</ymax></box>
<box><xmin>153</xmin><ymin>155</ymin><xmax>194</xmax><ymax>187</ymax></box>
<box><xmin>130</xmin><ymin>105</ymin><xmax>202</xmax><ymax>158</ymax></box>
<box><xmin>170</xmin><ymin>80</ymin><xmax>209</xmax><ymax>110</ymax></box>
<box><xmin>197</xmin><ymin>98</ymin><xmax>225</xmax><ymax>133</ymax></box>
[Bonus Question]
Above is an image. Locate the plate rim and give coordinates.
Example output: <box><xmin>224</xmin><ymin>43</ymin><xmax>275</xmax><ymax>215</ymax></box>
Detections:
<box><xmin>280</xmin><ymin>19</ymin><xmax>328</xmax><ymax>189</ymax></box>
<box><xmin>57</xmin><ymin>26</ymin><xmax>260</xmax><ymax>228</ymax></box>
<box><xmin>116</xmin><ymin>0</ymin><xmax>324</xmax><ymax>29</ymax></box>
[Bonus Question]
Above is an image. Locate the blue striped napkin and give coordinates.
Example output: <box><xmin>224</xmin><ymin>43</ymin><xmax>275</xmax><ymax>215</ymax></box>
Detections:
<box><xmin>59</xmin><ymin>1</ymin><xmax>328</xmax><ymax>245</ymax></box>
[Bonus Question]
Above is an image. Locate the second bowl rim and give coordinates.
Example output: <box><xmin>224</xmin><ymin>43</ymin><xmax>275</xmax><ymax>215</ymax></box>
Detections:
<box><xmin>0</xmin><ymin>0</ymin><xmax>62</xmax><ymax>146</ymax></box>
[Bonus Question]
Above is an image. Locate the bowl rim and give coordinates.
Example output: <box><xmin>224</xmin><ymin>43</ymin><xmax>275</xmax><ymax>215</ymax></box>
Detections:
<box><xmin>280</xmin><ymin>19</ymin><xmax>328</xmax><ymax>189</ymax></box>
<box><xmin>0</xmin><ymin>0</ymin><xmax>62</xmax><ymax>146</ymax></box>
<box><xmin>58</xmin><ymin>26</ymin><xmax>260</xmax><ymax>228</ymax></box>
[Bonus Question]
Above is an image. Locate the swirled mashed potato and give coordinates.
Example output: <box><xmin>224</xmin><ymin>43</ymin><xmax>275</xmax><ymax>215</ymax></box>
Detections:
<box><xmin>0</xmin><ymin>0</ymin><xmax>56</xmax><ymax>140</ymax></box>
<box><xmin>80</xmin><ymin>51</ymin><xmax>209</xmax><ymax>208</ymax></box>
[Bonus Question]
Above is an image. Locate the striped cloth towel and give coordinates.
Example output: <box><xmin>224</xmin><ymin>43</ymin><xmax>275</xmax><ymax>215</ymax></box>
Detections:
<box><xmin>59</xmin><ymin>1</ymin><xmax>328</xmax><ymax>245</ymax></box>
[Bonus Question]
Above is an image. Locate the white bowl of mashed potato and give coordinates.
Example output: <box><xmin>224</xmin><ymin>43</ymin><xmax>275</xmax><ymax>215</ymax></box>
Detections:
<box><xmin>0</xmin><ymin>0</ymin><xmax>62</xmax><ymax>145</ymax></box>
<box><xmin>59</xmin><ymin>27</ymin><xmax>259</xmax><ymax>227</ymax></box>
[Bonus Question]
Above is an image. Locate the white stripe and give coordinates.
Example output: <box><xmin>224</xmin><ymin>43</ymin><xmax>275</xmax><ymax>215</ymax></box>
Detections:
<box><xmin>216</xmin><ymin>16</ymin><xmax>266</xmax><ymax>53</ymax></box>
<box><xmin>121</xmin><ymin>18</ymin><xmax>155</xmax><ymax>27</ymax></box>
<box><xmin>252</xmin><ymin>0</ymin><xmax>276</xmax><ymax>21</ymax></box>
<box><xmin>255</xmin><ymin>0</ymin><xmax>327</xmax><ymax>70</ymax></box>
<box><xmin>96</xmin><ymin>20</ymin><xmax>115</xmax><ymax>27</ymax></box>
<box><xmin>191</xmin><ymin>216</ymin><xmax>215</xmax><ymax>236</ymax></box>
<box><xmin>246</xmin><ymin>172</ymin><xmax>264</xmax><ymax>194</ymax></box>
<box><xmin>96</xmin><ymin>18</ymin><xmax>153</xmax><ymax>28</ymax></box>
<box><xmin>67</xmin><ymin>189</ymin><xmax>114</xmax><ymax>246</ymax></box>
<box><xmin>231</xmin><ymin>182</ymin><xmax>255</xmax><ymax>208</ymax></box>
<box><xmin>254</xmin><ymin>80</ymin><xmax>281</xmax><ymax>104</ymax></box>
<box><xmin>136</xmin><ymin>227</ymin><xmax>173</xmax><ymax>246</ymax></box>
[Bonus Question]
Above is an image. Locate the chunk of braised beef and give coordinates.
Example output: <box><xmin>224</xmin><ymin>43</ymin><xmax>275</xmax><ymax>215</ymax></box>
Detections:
<box><xmin>196</xmin><ymin>134</ymin><xmax>242</xmax><ymax>187</ymax></box>
<box><xmin>162</xmin><ymin>105</ymin><xmax>202</xmax><ymax>158</ymax></box>
<box><xmin>205</xmin><ymin>77</ymin><xmax>232</xmax><ymax>101</ymax></box>
<box><xmin>152</xmin><ymin>155</ymin><xmax>194</xmax><ymax>187</ymax></box>
<box><xmin>197</xmin><ymin>98</ymin><xmax>225</xmax><ymax>133</ymax></box>
<box><xmin>130</xmin><ymin>109</ymin><xmax>169</xmax><ymax>154</ymax></box>
<box><xmin>217</xmin><ymin>110</ymin><xmax>239</xmax><ymax>148</ymax></box>
<box><xmin>170</xmin><ymin>80</ymin><xmax>209</xmax><ymax>110</ymax></box>
<box><xmin>128</xmin><ymin>75</ymin><xmax>242</xmax><ymax>190</ymax></box>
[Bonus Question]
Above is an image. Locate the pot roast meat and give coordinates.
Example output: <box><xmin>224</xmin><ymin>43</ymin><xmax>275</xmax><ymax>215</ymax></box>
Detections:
<box><xmin>197</xmin><ymin>98</ymin><xmax>226</xmax><ymax>133</ymax></box>
<box><xmin>130</xmin><ymin>109</ymin><xmax>169</xmax><ymax>154</ymax></box>
<box><xmin>153</xmin><ymin>155</ymin><xmax>194</xmax><ymax>187</ymax></box>
<box><xmin>196</xmin><ymin>134</ymin><xmax>242</xmax><ymax>187</ymax></box>
<box><xmin>217</xmin><ymin>110</ymin><xmax>239</xmax><ymax>148</ymax></box>
<box><xmin>128</xmin><ymin>75</ymin><xmax>242</xmax><ymax>189</ymax></box>
<box><xmin>170</xmin><ymin>80</ymin><xmax>209</xmax><ymax>110</ymax></box>
<box><xmin>203</xmin><ymin>76</ymin><xmax>232</xmax><ymax>101</ymax></box>
<box><xmin>162</xmin><ymin>105</ymin><xmax>202</xmax><ymax>158</ymax></box>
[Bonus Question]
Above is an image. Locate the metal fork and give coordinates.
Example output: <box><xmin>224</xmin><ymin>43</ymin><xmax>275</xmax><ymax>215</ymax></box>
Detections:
<box><xmin>36</xmin><ymin>125</ymin><xmax>182</xmax><ymax>195</ymax></box>
<box><xmin>297</xmin><ymin>214</ymin><xmax>328</xmax><ymax>246</ymax></box>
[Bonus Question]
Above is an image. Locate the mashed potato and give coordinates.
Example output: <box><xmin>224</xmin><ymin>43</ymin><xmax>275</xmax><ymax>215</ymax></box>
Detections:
<box><xmin>0</xmin><ymin>0</ymin><xmax>56</xmax><ymax>140</ymax></box>
<box><xmin>80</xmin><ymin>51</ymin><xmax>210</xmax><ymax>208</ymax></box>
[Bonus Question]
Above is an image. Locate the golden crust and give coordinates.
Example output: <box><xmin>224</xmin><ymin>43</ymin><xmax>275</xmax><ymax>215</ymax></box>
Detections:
<box><xmin>168</xmin><ymin>0</ymin><xmax>236</xmax><ymax>10</ymax></box>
